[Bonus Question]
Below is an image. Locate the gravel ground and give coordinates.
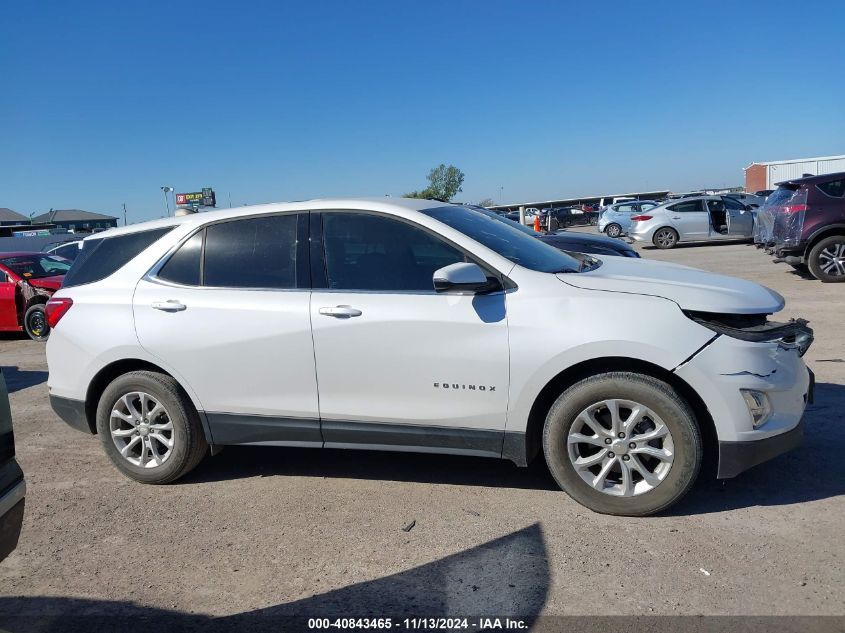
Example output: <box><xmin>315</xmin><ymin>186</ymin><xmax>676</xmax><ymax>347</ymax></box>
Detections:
<box><xmin>0</xmin><ymin>235</ymin><xmax>842</xmax><ymax>625</ymax></box>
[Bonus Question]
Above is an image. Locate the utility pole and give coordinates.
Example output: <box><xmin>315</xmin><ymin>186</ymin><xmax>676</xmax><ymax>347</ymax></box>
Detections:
<box><xmin>123</xmin><ymin>203</ymin><xmax>128</xmax><ymax>226</ymax></box>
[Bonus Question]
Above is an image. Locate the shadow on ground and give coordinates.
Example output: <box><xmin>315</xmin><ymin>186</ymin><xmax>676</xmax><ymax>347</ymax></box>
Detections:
<box><xmin>1</xmin><ymin>366</ymin><xmax>48</xmax><ymax>393</ymax></box>
<box><xmin>0</xmin><ymin>524</ymin><xmax>549</xmax><ymax>632</ymax></box>
<box><xmin>183</xmin><ymin>383</ymin><xmax>845</xmax><ymax>516</ymax></box>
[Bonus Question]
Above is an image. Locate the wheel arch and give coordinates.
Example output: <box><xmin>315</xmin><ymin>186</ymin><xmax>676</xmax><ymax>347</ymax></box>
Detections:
<box><xmin>520</xmin><ymin>356</ymin><xmax>717</xmax><ymax>474</ymax></box>
<box><xmin>84</xmin><ymin>359</ymin><xmax>213</xmax><ymax>448</ymax></box>
<box><xmin>803</xmin><ymin>225</ymin><xmax>845</xmax><ymax>257</ymax></box>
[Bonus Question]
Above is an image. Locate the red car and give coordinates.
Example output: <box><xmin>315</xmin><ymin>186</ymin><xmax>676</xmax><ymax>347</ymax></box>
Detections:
<box><xmin>0</xmin><ymin>252</ymin><xmax>72</xmax><ymax>341</ymax></box>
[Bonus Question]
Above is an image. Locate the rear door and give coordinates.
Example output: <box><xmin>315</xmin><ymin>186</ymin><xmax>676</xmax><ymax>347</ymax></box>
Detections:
<box><xmin>666</xmin><ymin>200</ymin><xmax>709</xmax><ymax>239</ymax></box>
<box><xmin>0</xmin><ymin>271</ymin><xmax>19</xmax><ymax>330</ymax></box>
<box><xmin>0</xmin><ymin>369</ymin><xmax>25</xmax><ymax>562</ymax></box>
<box><xmin>133</xmin><ymin>212</ymin><xmax>321</xmax><ymax>445</ymax></box>
<box><xmin>723</xmin><ymin>196</ymin><xmax>754</xmax><ymax>236</ymax></box>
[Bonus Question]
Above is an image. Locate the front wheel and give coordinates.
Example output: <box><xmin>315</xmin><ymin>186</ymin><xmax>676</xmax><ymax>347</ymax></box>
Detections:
<box><xmin>542</xmin><ymin>372</ymin><xmax>702</xmax><ymax>516</ymax></box>
<box><xmin>605</xmin><ymin>223</ymin><xmax>622</xmax><ymax>238</ymax></box>
<box><xmin>653</xmin><ymin>227</ymin><xmax>679</xmax><ymax>249</ymax></box>
<box><xmin>96</xmin><ymin>371</ymin><xmax>208</xmax><ymax>484</ymax></box>
<box><xmin>807</xmin><ymin>235</ymin><xmax>845</xmax><ymax>282</ymax></box>
<box><xmin>24</xmin><ymin>304</ymin><xmax>50</xmax><ymax>341</ymax></box>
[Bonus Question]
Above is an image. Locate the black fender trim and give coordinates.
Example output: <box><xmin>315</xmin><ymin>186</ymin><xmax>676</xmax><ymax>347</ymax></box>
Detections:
<box><xmin>49</xmin><ymin>395</ymin><xmax>93</xmax><ymax>434</ymax></box>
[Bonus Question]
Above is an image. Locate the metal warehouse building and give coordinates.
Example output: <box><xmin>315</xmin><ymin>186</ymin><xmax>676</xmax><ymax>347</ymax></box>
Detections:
<box><xmin>744</xmin><ymin>154</ymin><xmax>845</xmax><ymax>192</ymax></box>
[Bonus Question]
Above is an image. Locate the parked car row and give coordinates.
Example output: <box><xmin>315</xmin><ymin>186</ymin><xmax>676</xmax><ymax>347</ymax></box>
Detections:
<box><xmin>755</xmin><ymin>171</ymin><xmax>845</xmax><ymax>282</ymax></box>
<box><xmin>598</xmin><ymin>196</ymin><xmax>757</xmax><ymax>249</ymax></box>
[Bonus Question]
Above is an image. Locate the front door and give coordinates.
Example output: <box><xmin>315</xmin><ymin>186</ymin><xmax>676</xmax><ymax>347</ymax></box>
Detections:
<box><xmin>133</xmin><ymin>213</ymin><xmax>321</xmax><ymax>445</ymax></box>
<box><xmin>666</xmin><ymin>200</ymin><xmax>710</xmax><ymax>239</ymax></box>
<box><xmin>310</xmin><ymin>211</ymin><xmax>510</xmax><ymax>457</ymax></box>
<box><xmin>723</xmin><ymin>196</ymin><xmax>755</xmax><ymax>236</ymax></box>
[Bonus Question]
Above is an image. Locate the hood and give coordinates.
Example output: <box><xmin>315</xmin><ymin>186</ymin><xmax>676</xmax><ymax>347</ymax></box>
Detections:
<box><xmin>25</xmin><ymin>275</ymin><xmax>64</xmax><ymax>291</ymax></box>
<box><xmin>558</xmin><ymin>256</ymin><xmax>784</xmax><ymax>314</ymax></box>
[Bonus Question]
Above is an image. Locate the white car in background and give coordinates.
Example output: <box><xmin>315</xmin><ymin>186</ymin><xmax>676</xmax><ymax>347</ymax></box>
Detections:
<box><xmin>45</xmin><ymin>198</ymin><xmax>812</xmax><ymax>516</ymax></box>
<box><xmin>598</xmin><ymin>200</ymin><xmax>659</xmax><ymax>238</ymax></box>
<box><xmin>630</xmin><ymin>195</ymin><xmax>757</xmax><ymax>249</ymax></box>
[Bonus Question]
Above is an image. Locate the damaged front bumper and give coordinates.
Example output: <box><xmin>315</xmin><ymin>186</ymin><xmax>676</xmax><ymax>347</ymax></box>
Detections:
<box><xmin>674</xmin><ymin>325</ymin><xmax>813</xmax><ymax>479</ymax></box>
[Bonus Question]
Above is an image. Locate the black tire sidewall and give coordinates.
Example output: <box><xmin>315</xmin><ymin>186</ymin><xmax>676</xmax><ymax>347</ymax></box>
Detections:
<box><xmin>653</xmin><ymin>228</ymin><xmax>678</xmax><ymax>249</ymax></box>
<box><xmin>808</xmin><ymin>236</ymin><xmax>845</xmax><ymax>283</ymax></box>
<box><xmin>96</xmin><ymin>372</ymin><xmax>203</xmax><ymax>484</ymax></box>
<box><xmin>24</xmin><ymin>304</ymin><xmax>50</xmax><ymax>341</ymax></box>
<box><xmin>543</xmin><ymin>373</ymin><xmax>701</xmax><ymax>516</ymax></box>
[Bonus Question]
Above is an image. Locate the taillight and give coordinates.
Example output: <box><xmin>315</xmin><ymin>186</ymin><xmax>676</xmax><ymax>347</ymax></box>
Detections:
<box><xmin>630</xmin><ymin>215</ymin><xmax>653</xmax><ymax>221</ymax></box>
<box><xmin>784</xmin><ymin>203</ymin><xmax>809</xmax><ymax>213</ymax></box>
<box><xmin>45</xmin><ymin>297</ymin><xmax>73</xmax><ymax>328</ymax></box>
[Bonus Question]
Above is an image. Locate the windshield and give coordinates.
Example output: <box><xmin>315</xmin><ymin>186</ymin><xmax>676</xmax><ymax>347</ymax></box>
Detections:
<box><xmin>1</xmin><ymin>254</ymin><xmax>72</xmax><ymax>279</ymax></box>
<box><xmin>421</xmin><ymin>206</ymin><xmax>581</xmax><ymax>273</ymax></box>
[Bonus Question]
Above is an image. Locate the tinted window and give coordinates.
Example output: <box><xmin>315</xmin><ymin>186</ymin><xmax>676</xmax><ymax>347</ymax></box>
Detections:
<box><xmin>722</xmin><ymin>197</ymin><xmax>745</xmax><ymax>210</ymax></box>
<box><xmin>817</xmin><ymin>179</ymin><xmax>845</xmax><ymax>198</ymax></box>
<box><xmin>323</xmin><ymin>213</ymin><xmax>468</xmax><ymax>291</ymax></box>
<box><xmin>203</xmin><ymin>215</ymin><xmax>298</xmax><ymax>289</ymax></box>
<box><xmin>667</xmin><ymin>200</ymin><xmax>705</xmax><ymax>213</ymax></box>
<box><xmin>0</xmin><ymin>254</ymin><xmax>71</xmax><ymax>279</ymax></box>
<box><xmin>62</xmin><ymin>228</ymin><xmax>173</xmax><ymax>288</ymax></box>
<box><xmin>707</xmin><ymin>199</ymin><xmax>726</xmax><ymax>213</ymax></box>
<box><xmin>54</xmin><ymin>243</ymin><xmax>79</xmax><ymax>259</ymax></box>
<box><xmin>422</xmin><ymin>206</ymin><xmax>581</xmax><ymax>273</ymax></box>
<box><xmin>158</xmin><ymin>230</ymin><xmax>203</xmax><ymax>286</ymax></box>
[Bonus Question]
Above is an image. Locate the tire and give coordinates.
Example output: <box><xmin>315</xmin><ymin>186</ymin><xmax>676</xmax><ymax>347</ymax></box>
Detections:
<box><xmin>605</xmin><ymin>223</ymin><xmax>622</xmax><ymax>238</ymax></box>
<box><xmin>542</xmin><ymin>372</ymin><xmax>702</xmax><ymax>516</ymax></box>
<box><xmin>24</xmin><ymin>304</ymin><xmax>50</xmax><ymax>341</ymax></box>
<box><xmin>807</xmin><ymin>235</ymin><xmax>845</xmax><ymax>282</ymax></box>
<box><xmin>652</xmin><ymin>227</ymin><xmax>679</xmax><ymax>249</ymax></box>
<box><xmin>96</xmin><ymin>371</ymin><xmax>208</xmax><ymax>484</ymax></box>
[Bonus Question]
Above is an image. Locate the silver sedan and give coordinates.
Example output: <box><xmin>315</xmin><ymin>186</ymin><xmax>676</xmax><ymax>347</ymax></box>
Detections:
<box><xmin>629</xmin><ymin>196</ymin><xmax>755</xmax><ymax>249</ymax></box>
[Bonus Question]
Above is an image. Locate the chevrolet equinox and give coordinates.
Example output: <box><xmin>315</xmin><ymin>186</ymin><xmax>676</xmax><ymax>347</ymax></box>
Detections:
<box><xmin>46</xmin><ymin>199</ymin><xmax>814</xmax><ymax>515</ymax></box>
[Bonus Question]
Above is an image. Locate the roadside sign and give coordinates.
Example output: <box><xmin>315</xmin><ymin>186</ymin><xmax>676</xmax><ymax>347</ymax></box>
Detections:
<box><xmin>176</xmin><ymin>188</ymin><xmax>216</xmax><ymax>207</ymax></box>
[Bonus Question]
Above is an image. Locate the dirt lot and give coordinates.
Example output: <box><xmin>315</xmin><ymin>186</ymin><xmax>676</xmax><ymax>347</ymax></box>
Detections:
<box><xmin>0</xmin><ymin>236</ymin><xmax>843</xmax><ymax>625</ymax></box>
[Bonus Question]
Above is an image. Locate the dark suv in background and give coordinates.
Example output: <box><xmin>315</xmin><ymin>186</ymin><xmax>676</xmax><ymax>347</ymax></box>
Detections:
<box><xmin>756</xmin><ymin>172</ymin><xmax>845</xmax><ymax>282</ymax></box>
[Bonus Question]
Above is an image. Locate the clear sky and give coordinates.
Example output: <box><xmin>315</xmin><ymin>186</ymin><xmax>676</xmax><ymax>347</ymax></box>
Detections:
<box><xmin>2</xmin><ymin>0</ymin><xmax>843</xmax><ymax>222</ymax></box>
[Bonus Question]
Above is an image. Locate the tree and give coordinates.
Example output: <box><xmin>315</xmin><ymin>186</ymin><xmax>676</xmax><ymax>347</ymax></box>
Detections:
<box><xmin>403</xmin><ymin>164</ymin><xmax>465</xmax><ymax>201</ymax></box>
<box><xmin>477</xmin><ymin>198</ymin><xmax>496</xmax><ymax>208</ymax></box>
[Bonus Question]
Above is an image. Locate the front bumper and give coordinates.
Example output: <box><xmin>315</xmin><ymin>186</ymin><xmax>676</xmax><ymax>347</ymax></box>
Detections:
<box><xmin>674</xmin><ymin>335</ymin><xmax>812</xmax><ymax>475</ymax></box>
<box><xmin>717</xmin><ymin>419</ymin><xmax>803</xmax><ymax>478</ymax></box>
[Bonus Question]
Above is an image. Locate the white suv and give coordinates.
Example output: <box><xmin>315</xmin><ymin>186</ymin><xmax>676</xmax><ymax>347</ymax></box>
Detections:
<box><xmin>45</xmin><ymin>198</ymin><xmax>814</xmax><ymax>516</ymax></box>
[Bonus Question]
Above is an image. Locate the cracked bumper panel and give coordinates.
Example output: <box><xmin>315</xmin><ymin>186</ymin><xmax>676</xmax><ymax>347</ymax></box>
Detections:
<box><xmin>674</xmin><ymin>335</ymin><xmax>810</xmax><ymax>444</ymax></box>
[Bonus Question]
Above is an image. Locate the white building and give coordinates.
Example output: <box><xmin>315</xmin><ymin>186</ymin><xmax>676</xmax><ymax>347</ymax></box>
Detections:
<box><xmin>744</xmin><ymin>154</ymin><xmax>845</xmax><ymax>191</ymax></box>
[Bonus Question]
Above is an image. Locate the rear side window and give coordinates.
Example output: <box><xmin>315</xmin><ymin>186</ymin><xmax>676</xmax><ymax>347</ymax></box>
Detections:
<box><xmin>62</xmin><ymin>228</ymin><xmax>173</xmax><ymax>288</ymax></box>
<box><xmin>203</xmin><ymin>215</ymin><xmax>298</xmax><ymax>289</ymax></box>
<box><xmin>158</xmin><ymin>231</ymin><xmax>203</xmax><ymax>286</ymax></box>
<box><xmin>817</xmin><ymin>179</ymin><xmax>845</xmax><ymax>198</ymax></box>
<box><xmin>722</xmin><ymin>197</ymin><xmax>745</xmax><ymax>210</ymax></box>
<box><xmin>667</xmin><ymin>200</ymin><xmax>705</xmax><ymax>213</ymax></box>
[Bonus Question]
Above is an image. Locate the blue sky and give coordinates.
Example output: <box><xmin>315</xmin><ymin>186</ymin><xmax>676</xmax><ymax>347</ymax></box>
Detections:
<box><xmin>2</xmin><ymin>1</ymin><xmax>843</xmax><ymax>222</ymax></box>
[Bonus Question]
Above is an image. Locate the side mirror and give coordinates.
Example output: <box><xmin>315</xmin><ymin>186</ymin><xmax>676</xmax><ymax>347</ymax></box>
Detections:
<box><xmin>433</xmin><ymin>263</ymin><xmax>494</xmax><ymax>294</ymax></box>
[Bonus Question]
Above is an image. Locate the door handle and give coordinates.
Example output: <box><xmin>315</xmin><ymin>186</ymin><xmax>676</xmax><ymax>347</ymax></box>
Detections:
<box><xmin>318</xmin><ymin>305</ymin><xmax>362</xmax><ymax>318</ymax></box>
<box><xmin>151</xmin><ymin>300</ymin><xmax>186</xmax><ymax>312</ymax></box>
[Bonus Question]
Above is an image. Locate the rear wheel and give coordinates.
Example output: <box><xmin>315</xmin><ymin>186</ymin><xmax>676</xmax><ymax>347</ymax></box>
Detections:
<box><xmin>24</xmin><ymin>304</ymin><xmax>50</xmax><ymax>341</ymax></box>
<box><xmin>807</xmin><ymin>235</ymin><xmax>845</xmax><ymax>282</ymax></box>
<box><xmin>653</xmin><ymin>227</ymin><xmax>679</xmax><ymax>249</ymax></box>
<box><xmin>605</xmin><ymin>223</ymin><xmax>622</xmax><ymax>238</ymax></box>
<box><xmin>96</xmin><ymin>371</ymin><xmax>208</xmax><ymax>484</ymax></box>
<box><xmin>542</xmin><ymin>372</ymin><xmax>702</xmax><ymax>516</ymax></box>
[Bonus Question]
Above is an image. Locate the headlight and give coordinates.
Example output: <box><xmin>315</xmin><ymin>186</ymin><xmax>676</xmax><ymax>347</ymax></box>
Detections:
<box><xmin>741</xmin><ymin>389</ymin><xmax>773</xmax><ymax>428</ymax></box>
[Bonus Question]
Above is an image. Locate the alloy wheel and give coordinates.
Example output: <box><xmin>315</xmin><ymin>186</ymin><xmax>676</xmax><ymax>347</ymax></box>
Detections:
<box><xmin>654</xmin><ymin>229</ymin><xmax>676</xmax><ymax>248</ymax></box>
<box><xmin>606</xmin><ymin>224</ymin><xmax>621</xmax><ymax>238</ymax></box>
<box><xmin>110</xmin><ymin>392</ymin><xmax>174</xmax><ymax>468</ymax></box>
<box><xmin>567</xmin><ymin>399</ymin><xmax>675</xmax><ymax>497</ymax></box>
<box><xmin>818</xmin><ymin>242</ymin><xmax>845</xmax><ymax>277</ymax></box>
